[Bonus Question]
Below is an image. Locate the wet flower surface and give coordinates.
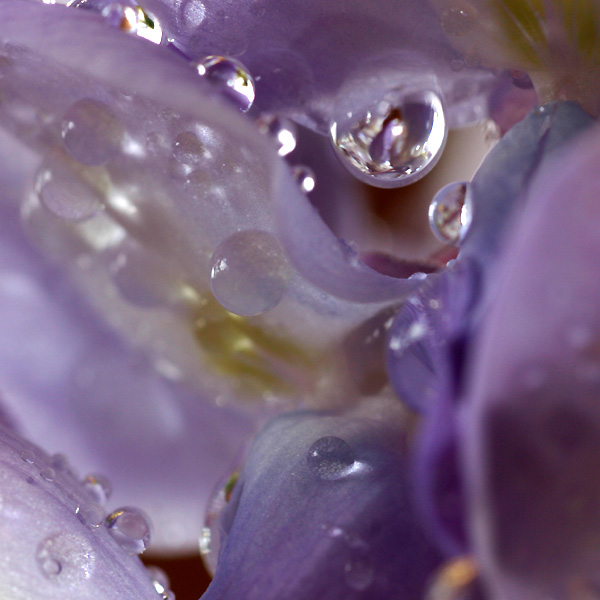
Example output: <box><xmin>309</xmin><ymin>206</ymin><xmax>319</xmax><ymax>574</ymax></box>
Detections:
<box><xmin>0</xmin><ymin>0</ymin><xmax>599</xmax><ymax>599</ymax></box>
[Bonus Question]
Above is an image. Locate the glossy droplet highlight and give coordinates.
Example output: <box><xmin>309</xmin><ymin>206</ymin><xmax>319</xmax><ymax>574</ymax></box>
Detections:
<box><xmin>36</xmin><ymin>533</ymin><xmax>96</xmax><ymax>584</ymax></box>
<box><xmin>40</xmin><ymin>467</ymin><xmax>56</xmax><ymax>482</ymax></box>
<box><xmin>344</xmin><ymin>550</ymin><xmax>375</xmax><ymax>591</ymax></box>
<box><xmin>81</xmin><ymin>473</ymin><xmax>112</xmax><ymax>504</ymax></box>
<box><xmin>106</xmin><ymin>506</ymin><xmax>152</xmax><ymax>554</ymax></box>
<box><xmin>210</xmin><ymin>230</ymin><xmax>287</xmax><ymax>316</ymax></box>
<box><xmin>291</xmin><ymin>165</ymin><xmax>316</xmax><ymax>193</ymax></box>
<box><xmin>307</xmin><ymin>436</ymin><xmax>355</xmax><ymax>480</ymax></box>
<box><xmin>425</xmin><ymin>556</ymin><xmax>480</xmax><ymax>600</ymax></box>
<box><xmin>147</xmin><ymin>565</ymin><xmax>170</xmax><ymax>594</ymax></box>
<box><xmin>61</xmin><ymin>99</ymin><xmax>124</xmax><ymax>166</ymax></box>
<box><xmin>173</xmin><ymin>131</ymin><xmax>207</xmax><ymax>165</ymax></box>
<box><xmin>255</xmin><ymin>114</ymin><xmax>297</xmax><ymax>156</ymax></box>
<box><xmin>331</xmin><ymin>90</ymin><xmax>447</xmax><ymax>188</ymax></box>
<box><xmin>194</xmin><ymin>56</ymin><xmax>255</xmax><ymax>112</ymax></box>
<box><xmin>20</xmin><ymin>449</ymin><xmax>35</xmax><ymax>464</ymax></box>
<box><xmin>428</xmin><ymin>182</ymin><xmax>471</xmax><ymax>245</ymax></box>
<box><xmin>76</xmin><ymin>502</ymin><xmax>105</xmax><ymax>528</ymax></box>
<box><xmin>102</xmin><ymin>2</ymin><xmax>163</xmax><ymax>44</ymax></box>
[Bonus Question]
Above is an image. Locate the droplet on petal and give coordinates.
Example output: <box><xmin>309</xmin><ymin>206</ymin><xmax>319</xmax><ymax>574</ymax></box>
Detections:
<box><xmin>330</xmin><ymin>90</ymin><xmax>447</xmax><ymax>188</ymax></box>
<box><xmin>61</xmin><ymin>98</ymin><xmax>124</xmax><ymax>166</ymax></box>
<box><xmin>76</xmin><ymin>502</ymin><xmax>105</xmax><ymax>528</ymax></box>
<box><xmin>40</xmin><ymin>467</ymin><xmax>56</xmax><ymax>482</ymax></box>
<box><xmin>106</xmin><ymin>507</ymin><xmax>152</xmax><ymax>554</ymax></box>
<box><xmin>428</xmin><ymin>182</ymin><xmax>471</xmax><ymax>245</ymax></box>
<box><xmin>194</xmin><ymin>56</ymin><xmax>255</xmax><ymax>112</ymax></box>
<box><xmin>307</xmin><ymin>436</ymin><xmax>356</xmax><ymax>480</ymax></box>
<box><xmin>20</xmin><ymin>449</ymin><xmax>35</xmax><ymax>464</ymax></box>
<box><xmin>209</xmin><ymin>230</ymin><xmax>287</xmax><ymax>316</ymax></box>
<box><xmin>255</xmin><ymin>113</ymin><xmax>297</xmax><ymax>156</ymax></box>
<box><xmin>172</xmin><ymin>131</ymin><xmax>207</xmax><ymax>165</ymax></box>
<box><xmin>102</xmin><ymin>2</ymin><xmax>164</xmax><ymax>44</ymax></box>
<box><xmin>291</xmin><ymin>165</ymin><xmax>316</xmax><ymax>193</ymax></box>
<box><xmin>81</xmin><ymin>473</ymin><xmax>113</xmax><ymax>504</ymax></box>
<box><xmin>36</xmin><ymin>533</ymin><xmax>97</xmax><ymax>584</ymax></box>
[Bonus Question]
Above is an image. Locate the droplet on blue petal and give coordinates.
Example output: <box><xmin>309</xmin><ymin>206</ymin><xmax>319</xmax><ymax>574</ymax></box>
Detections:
<box><xmin>194</xmin><ymin>56</ymin><xmax>255</xmax><ymax>112</ymax></box>
<box><xmin>101</xmin><ymin>2</ymin><xmax>164</xmax><ymax>44</ymax></box>
<box><xmin>425</xmin><ymin>556</ymin><xmax>481</xmax><ymax>600</ymax></box>
<box><xmin>291</xmin><ymin>165</ymin><xmax>316</xmax><ymax>193</ymax></box>
<box><xmin>81</xmin><ymin>473</ymin><xmax>112</xmax><ymax>504</ymax></box>
<box><xmin>106</xmin><ymin>507</ymin><xmax>152</xmax><ymax>554</ymax></box>
<box><xmin>35</xmin><ymin>161</ymin><xmax>104</xmax><ymax>222</ymax></box>
<box><xmin>76</xmin><ymin>502</ymin><xmax>105</xmax><ymax>528</ymax></box>
<box><xmin>61</xmin><ymin>99</ymin><xmax>124</xmax><ymax>166</ymax></box>
<box><xmin>330</xmin><ymin>90</ymin><xmax>446</xmax><ymax>188</ymax></box>
<box><xmin>40</xmin><ymin>467</ymin><xmax>56</xmax><ymax>482</ymax></box>
<box><xmin>20</xmin><ymin>449</ymin><xmax>35</xmax><ymax>464</ymax></box>
<box><xmin>172</xmin><ymin>131</ymin><xmax>207</xmax><ymax>165</ymax></box>
<box><xmin>210</xmin><ymin>231</ymin><xmax>287</xmax><ymax>316</ymax></box>
<box><xmin>307</xmin><ymin>436</ymin><xmax>355</xmax><ymax>480</ymax></box>
<box><xmin>36</xmin><ymin>533</ymin><xmax>96</xmax><ymax>583</ymax></box>
<box><xmin>178</xmin><ymin>0</ymin><xmax>206</xmax><ymax>27</ymax></box>
<box><xmin>255</xmin><ymin>113</ymin><xmax>297</xmax><ymax>156</ymax></box>
<box><xmin>344</xmin><ymin>549</ymin><xmax>375</xmax><ymax>591</ymax></box>
<box><xmin>428</xmin><ymin>182</ymin><xmax>471</xmax><ymax>245</ymax></box>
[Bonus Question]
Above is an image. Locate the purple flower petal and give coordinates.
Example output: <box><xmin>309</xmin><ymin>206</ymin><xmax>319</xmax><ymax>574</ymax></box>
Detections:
<box><xmin>202</xmin><ymin>401</ymin><xmax>443</xmax><ymax>600</ymax></box>
<box><xmin>462</xmin><ymin>123</ymin><xmax>600</xmax><ymax>599</ymax></box>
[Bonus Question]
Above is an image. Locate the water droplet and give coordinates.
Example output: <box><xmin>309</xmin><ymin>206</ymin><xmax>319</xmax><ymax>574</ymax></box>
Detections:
<box><xmin>81</xmin><ymin>473</ymin><xmax>112</xmax><ymax>504</ymax></box>
<box><xmin>331</xmin><ymin>90</ymin><xmax>447</xmax><ymax>188</ymax></box>
<box><xmin>101</xmin><ymin>2</ymin><xmax>163</xmax><ymax>44</ymax></box>
<box><xmin>35</xmin><ymin>160</ymin><xmax>104</xmax><ymax>222</ymax></box>
<box><xmin>40</xmin><ymin>467</ymin><xmax>56</xmax><ymax>482</ymax></box>
<box><xmin>291</xmin><ymin>165</ymin><xmax>316</xmax><ymax>193</ymax></box>
<box><xmin>20</xmin><ymin>449</ymin><xmax>35</xmax><ymax>464</ymax></box>
<box><xmin>76</xmin><ymin>502</ymin><xmax>105</xmax><ymax>528</ymax></box>
<box><xmin>36</xmin><ymin>533</ymin><xmax>96</xmax><ymax>584</ymax></box>
<box><xmin>255</xmin><ymin>114</ymin><xmax>297</xmax><ymax>156</ymax></box>
<box><xmin>179</xmin><ymin>0</ymin><xmax>206</xmax><ymax>27</ymax></box>
<box><xmin>51</xmin><ymin>453</ymin><xmax>75</xmax><ymax>476</ymax></box>
<box><xmin>147</xmin><ymin>565</ymin><xmax>176</xmax><ymax>598</ymax></box>
<box><xmin>428</xmin><ymin>182</ymin><xmax>471</xmax><ymax>245</ymax></box>
<box><xmin>344</xmin><ymin>550</ymin><xmax>374</xmax><ymax>591</ymax></box>
<box><xmin>173</xmin><ymin>131</ymin><xmax>206</xmax><ymax>165</ymax></box>
<box><xmin>194</xmin><ymin>56</ymin><xmax>255</xmax><ymax>112</ymax></box>
<box><xmin>210</xmin><ymin>230</ymin><xmax>287</xmax><ymax>316</ymax></box>
<box><xmin>106</xmin><ymin>506</ymin><xmax>152</xmax><ymax>554</ymax></box>
<box><xmin>440</xmin><ymin>7</ymin><xmax>473</xmax><ymax>37</ymax></box>
<box><xmin>61</xmin><ymin>99</ymin><xmax>124</xmax><ymax>166</ymax></box>
<box><xmin>425</xmin><ymin>556</ymin><xmax>480</xmax><ymax>600</ymax></box>
<box><xmin>307</xmin><ymin>436</ymin><xmax>355</xmax><ymax>480</ymax></box>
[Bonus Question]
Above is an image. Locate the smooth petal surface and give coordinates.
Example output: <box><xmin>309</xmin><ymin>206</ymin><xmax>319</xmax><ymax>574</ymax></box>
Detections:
<box><xmin>202</xmin><ymin>400</ymin><xmax>443</xmax><ymax>600</ymax></box>
<box><xmin>462</xmin><ymin>124</ymin><xmax>600</xmax><ymax>600</ymax></box>
<box><xmin>0</xmin><ymin>424</ymin><xmax>160</xmax><ymax>600</ymax></box>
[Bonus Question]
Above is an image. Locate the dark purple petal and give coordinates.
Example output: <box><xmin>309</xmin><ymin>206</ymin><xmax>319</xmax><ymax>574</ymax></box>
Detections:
<box><xmin>202</xmin><ymin>402</ymin><xmax>443</xmax><ymax>600</ymax></box>
<box><xmin>462</xmin><ymin>124</ymin><xmax>600</xmax><ymax>599</ymax></box>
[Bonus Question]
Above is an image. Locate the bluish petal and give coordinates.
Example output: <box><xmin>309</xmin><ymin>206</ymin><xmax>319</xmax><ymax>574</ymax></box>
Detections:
<box><xmin>202</xmin><ymin>402</ymin><xmax>443</xmax><ymax>600</ymax></box>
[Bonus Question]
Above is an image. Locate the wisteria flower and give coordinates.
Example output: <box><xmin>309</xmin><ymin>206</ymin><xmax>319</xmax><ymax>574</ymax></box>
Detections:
<box><xmin>1</xmin><ymin>0</ymin><xmax>600</xmax><ymax>598</ymax></box>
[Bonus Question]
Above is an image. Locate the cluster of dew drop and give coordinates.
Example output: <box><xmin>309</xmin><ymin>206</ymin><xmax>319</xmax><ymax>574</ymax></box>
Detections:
<box><xmin>17</xmin><ymin>447</ymin><xmax>177</xmax><ymax>599</ymax></box>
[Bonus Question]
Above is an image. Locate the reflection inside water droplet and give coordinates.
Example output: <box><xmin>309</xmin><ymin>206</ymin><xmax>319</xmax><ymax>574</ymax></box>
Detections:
<box><xmin>106</xmin><ymin>506</ymin><xmax>152</xmax><ymax>554</ymax></box>
<box><xmin>330</xmin><ymin>89</ymin><xmax>447</xmax><ymax>188</ymax></box>
<box><xmin>255</xmin><ymin>113</ymin><xmax>297</xmax><ymax>156</ymax></box>
<box><xmin>307</xmin><ymin>436</ymin><xmax>355</xmax><ymax>480</ymax></box>
<box><xmin>210</xmin><ymin>230</ymin><xmax>287</xmax><ymax>316</ymax></box>
<box><xmin>428</xmin><ymin>182</ymin><xmax>470</xmax><ymax>245</ymax></box>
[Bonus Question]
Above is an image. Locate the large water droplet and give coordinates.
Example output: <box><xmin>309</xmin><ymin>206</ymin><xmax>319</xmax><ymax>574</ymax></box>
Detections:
<box><xmin>428</xmin><ymin>182</ymin><xmax>471</xmax><ymax>245</ymax></box>
<box><xmin>76</xmin><ymin>502</ymin><xmax>105</xmax><ymax>528</ymax></box>
<box><xmin>255</xmin><ymin>113</ymin><xmax>297</xmax><ymax>156</ymax></box>
<box><xmin>194</xmin><ymin>56</ymin><xmax>255</xmax><ymax>112</ymax></box>
<box><xmin>330</xmin><ymin>90</ymin><xmax>447</xmax><ymax>188</ymax></box>
<box><xmin>106</xmin><ymin>507</ymin><xmax>152</xmax><ymax>554</ymax></box>
<box><xmin>210</xmin><ymin>230</ymin><xmax>287</xmax><ymax>316</ymax></box>
<box><xmin>36</xmin><ymin>533</ymin><xmax>96</xmax><ymax>584</ymax></box>
<box><xmin>307</xmin><ymin>436</ymin><xmax>355</xmax><ymax>480</ymax></box>
<box><xmin>61</xmin><ymin>99</ymin><xmax>124</xmax><ymax>166</ymax></box>
<box><xmin>81</xmin><ymin>473</ymin><xmax>112</xmax><ymax>504</ymax></box>
<box><xmin>425</xmin><ymin>556</ymin><xmax>481</xmax><ymax>600</ymax></box>
<box><xmin>344</xmin><ymin>549</ymin><xmax>375</xmax><ymax>591</ymax></box>
<box><xmin>35</xmin><ymin>158</ymin><xmax>104</xmax><ymax>222</ymax></box>
<box><xmin>291</xmin><ymin>165</ymin><xmax>316</xmax><ymax>193</ymax></box>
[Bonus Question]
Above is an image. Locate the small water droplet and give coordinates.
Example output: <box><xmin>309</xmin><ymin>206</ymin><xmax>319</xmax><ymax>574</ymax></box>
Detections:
<box><xmin>61</xmin><ymin>99</ymin><xmax>124</xmax><ymax>166</ymax></box>
<box><xmin>425</xmin><ymin>556</ymin><xmax>480</xmax><ymax>600</ymax></box>
<box><xmin>194</xmin><ymin>56</ymin><xmax>255</xmax><ymax>112</ymax></box>
<box><xmin>51</xmin><ymin>453</ymin><xmax>75</xmax><ymax>476</ymax></box>
<box><xmin>173</xmin><ymin>131</ymin><xmax>206</xmax><ymax>165</ymax></box>
<box><xmin>40</xmin><ymin>467</ymin><xmax>56</xmax><ymax>482</ymax></box>
<box><xmin>210</xmin><ymin>230</ymin><xmax>287</xmax><ymax>316</ymax></box>
<box><xmin>147</xmin><ymin>565</ymin><xmax>176</xmax><ymax>598</ymax></box>
<box><xmin>106</xmin><ymin>506</ymin><xmax>152</xmax><ymax>554</ymax></box>
<box><xmin>76</xmin><ymin>502</ymin><xmax>105</xmax><ymax>528</ymax></box>
<box><xmin>344</xmin><ymin>550</ymin><xmax>374</xmax><ymax>591</ymax></box>
<box><xmin>20</xmin><ymin>449</ymin><xmax>35</xmax><ymax>464</ymax></box>
<box><xmin>36</xmin><ymin>533</ymin><xmax>96</xmax><ymax>584</ymax></box>
<box><xmin>35</xmin><ymin>160</ymin><xmax>104</xmax><ymax>222</ymax></box>
<box><xmin>331</xmin><ymin>90</ymin><xmax>447</xmax><ymax>188</ymax></box>
<box><xmin>428</xmin><ymin>182</ymin><xmax>470</xmax><ymax>245</ymax></box>
<box><xmin>291</xmin><ymin>165</ymin><xmax>316</xmax><ymax>193</ymax></box>
<box><xmin>307</xmin><ymin>436</ymin><xmax>355</xmax><ymax>480</ymax></box>
<box><xmin>179</xmin><ymin>0</ymin><xmax>206</xmax><ymax>27</ymax></box>
<box><xmin>255</xmin><ymin>113</ymin><xmax>297</xmax><ymax>156</ymax></box>
<box><xmin>81</xmin><ymin>473</ymin><xmax>112</xmax><ymax>504</ymax></box>
<box><xmin>440</xmin><ymin>7</ymin><xmax>473</xmax><ymax>37</ymax></box>
<box><xmin>101</xmin><ymin>2</ymin><xmax>163</xmax><ymax>44</ymax></box>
